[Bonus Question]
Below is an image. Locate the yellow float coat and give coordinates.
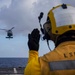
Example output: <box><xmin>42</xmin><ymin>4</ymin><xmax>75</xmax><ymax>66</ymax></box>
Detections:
<box><xmin>24</xmin><ymin>41</ymin><xmax>75</xmax><ymax>75</ymax></box>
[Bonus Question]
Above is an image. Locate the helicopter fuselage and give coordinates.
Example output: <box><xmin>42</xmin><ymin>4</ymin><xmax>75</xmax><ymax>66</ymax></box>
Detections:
<box><xmin>6</xmin><ymin>30</ymin><xmax>13</xmax><ymax>39</ymax></box>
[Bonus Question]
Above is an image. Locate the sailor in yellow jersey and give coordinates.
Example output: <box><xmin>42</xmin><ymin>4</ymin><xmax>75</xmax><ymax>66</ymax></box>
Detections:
<box><xmin>24</xmin><ymin>4</ymin><xmax>75</xmax><ymax>75</ymax></box>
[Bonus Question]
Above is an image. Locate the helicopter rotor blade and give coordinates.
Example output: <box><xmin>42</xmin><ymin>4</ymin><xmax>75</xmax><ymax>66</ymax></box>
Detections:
<box><xmin>10</xmin><ymin>27</ymin><xmax>14</xmax><ymax>30</ymax></box>
<box><xmin>0</xmin><ymin>29</ymin><xmax>7</xmax><ymax>32</ymax></box>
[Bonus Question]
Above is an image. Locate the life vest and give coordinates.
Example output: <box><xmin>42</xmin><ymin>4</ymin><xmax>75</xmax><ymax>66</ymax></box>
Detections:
<box><xmin>39</xmin><ymin>41</ymin><xmax>75</xmax><ymax>75</ymax></box>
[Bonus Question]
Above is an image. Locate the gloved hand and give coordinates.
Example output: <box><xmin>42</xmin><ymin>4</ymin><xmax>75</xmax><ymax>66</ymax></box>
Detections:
<box><xmin>28</xmin><ymin>29</ymin><xmax>40</xmax><ymax>51</ymax></box>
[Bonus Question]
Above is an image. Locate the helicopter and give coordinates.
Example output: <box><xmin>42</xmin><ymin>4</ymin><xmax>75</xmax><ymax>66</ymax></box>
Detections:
<box><xmin>0</xmin><ymin>27</ymin><xmax>14</xmax><ymax>39</ymax></box>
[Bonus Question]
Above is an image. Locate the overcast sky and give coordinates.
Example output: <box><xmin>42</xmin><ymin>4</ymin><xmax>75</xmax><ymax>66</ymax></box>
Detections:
<box><xmin>0</xmin><ymin>0</ymin><xmax>75</xmax><ymax>57</ymax></box>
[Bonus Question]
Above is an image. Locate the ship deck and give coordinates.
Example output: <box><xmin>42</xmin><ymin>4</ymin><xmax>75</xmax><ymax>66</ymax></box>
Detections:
<box><xmin>0</xmin><ymin>67</ymin><xmax>25</xmax><ymax>75</ymax></box>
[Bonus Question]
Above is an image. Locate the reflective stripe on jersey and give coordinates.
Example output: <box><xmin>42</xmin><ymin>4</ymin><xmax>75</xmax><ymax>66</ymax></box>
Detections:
<box><xmin>49</xmin><ymin>60</ymin><xmax>75</xmax><ymax>71</ymax></box>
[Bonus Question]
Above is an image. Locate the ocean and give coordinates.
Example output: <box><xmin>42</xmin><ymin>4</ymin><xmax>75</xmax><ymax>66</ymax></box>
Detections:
<box><xmin>0</xmin><ymin>58</ymin><xmax>28</xmax><ymax>68</ymax></box>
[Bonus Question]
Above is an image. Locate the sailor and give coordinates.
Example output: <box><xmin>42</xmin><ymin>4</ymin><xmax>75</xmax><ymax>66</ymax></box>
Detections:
<box><xmin>24</xmin><ymin>4</ymin><xmax>75</xmax><ymax>75</ymax></box>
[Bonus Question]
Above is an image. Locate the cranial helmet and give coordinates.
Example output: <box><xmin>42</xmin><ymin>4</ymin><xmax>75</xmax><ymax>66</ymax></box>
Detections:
<box><xmin>43</xmin><ymin>4</ymin><xmax>75</xmax><ymax>43</ymax></box>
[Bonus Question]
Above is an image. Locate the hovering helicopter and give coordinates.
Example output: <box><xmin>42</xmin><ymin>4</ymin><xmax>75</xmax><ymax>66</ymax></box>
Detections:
<box><xmin>0</xmin><ymin>27</ymin><xmax>14</xmax><ymax>39</ymax></box>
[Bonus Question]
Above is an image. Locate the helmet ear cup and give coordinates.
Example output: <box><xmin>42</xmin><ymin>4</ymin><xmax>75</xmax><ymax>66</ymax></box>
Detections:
<box><xmin>43</xmin><ymin>30</ymin><xmax>50</xmax><ymax>40</ymax></box>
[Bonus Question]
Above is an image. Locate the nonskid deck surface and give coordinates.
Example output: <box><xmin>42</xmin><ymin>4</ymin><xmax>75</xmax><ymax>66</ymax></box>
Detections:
<box><xmin>0</xmin><ymin>67</ymin><xmax>24</xmax><ymax>74</ymax></box>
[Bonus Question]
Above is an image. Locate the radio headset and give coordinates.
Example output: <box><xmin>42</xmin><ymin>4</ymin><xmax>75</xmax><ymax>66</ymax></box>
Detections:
<box><xmin>38</xmin><ymin>12</ymin><xmax>51</xmax><ymax>51</ymax></box>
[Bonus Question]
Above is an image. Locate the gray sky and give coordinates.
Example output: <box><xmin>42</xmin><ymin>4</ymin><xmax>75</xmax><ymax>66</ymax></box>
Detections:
<box><xmin>0</xmin><ymin>0</ymin><xmax>75</xmax><ymax>57</ymax></box>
